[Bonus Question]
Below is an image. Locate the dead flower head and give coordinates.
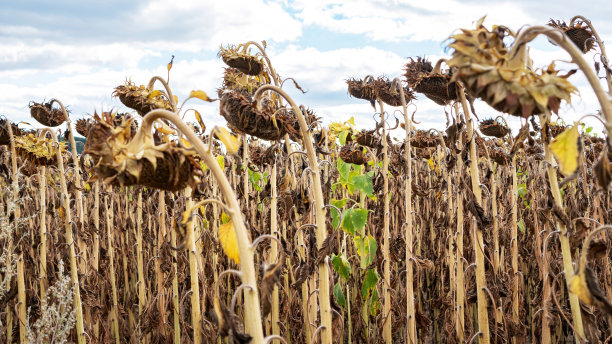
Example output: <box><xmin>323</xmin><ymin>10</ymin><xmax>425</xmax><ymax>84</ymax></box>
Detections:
<box><xmin>448</xmin><ymin>17</ymin><xmax>578</xmax><ymax>118</ymax></box>
<box><xmin>404</xmin><ymin>57</ymin><xmax>459</xmax><ymax>105</ymax></box>
<box><xmin>84</xmin><ymin>111</ymin><xmax>201</xmax><ymax>192</ymax></box>
<box><xmin>29</xmin><ymin>101</ymin><xmax>66</xmax><ymax>127</ymax></box>
<box><xmin>113</xmin><ymin>80</ymin><xmax>173</xmax><ymax>117</ymax></box>
<box><xmin>219</xmin><ymin>45</ymin><xmax>265</xmax><ymax>76</ymax></box>
<box><xmin>548</xmin><ymin>19</ymin><xmax>595</xmax><ymax>53</ymax></box>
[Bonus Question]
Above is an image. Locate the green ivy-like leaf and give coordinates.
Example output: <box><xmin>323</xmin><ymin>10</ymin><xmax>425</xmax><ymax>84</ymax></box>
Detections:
<box><xmin>354</xmin><ymin>235</ymin><xmax>377</xmax><ymax>269</ymax></box>
<box><xmin>368</xmin><ymin>287</ymin><xmax>381</xmax><ymax>316</ymax></box>
<box><xmin>342</xmin><ymin>208</ymin><xmax>368</xmax><ymax>236</ymax></box>
<box><xmin>361</xmin><ymin>268</ymin><xmax>380</xmax><ymax>299</ymax></box>
<box><xmin>330</xmin><ymin>198</ymin><xmax>348</xmax><ymax>229</ymax></box>
<box><xmin>351</xmin><ymin>173</ymin><xmax>374</xmax><ymax>197</ymax></box>
<box><xmin>333</xmin><ymin>281</ymin><xmax>347</xmax><ymax>307</ymax></box>
<box><xmin>331</xmin><ymin>253</ymin><xmax>352</xmax><ymax>280</ymax></box>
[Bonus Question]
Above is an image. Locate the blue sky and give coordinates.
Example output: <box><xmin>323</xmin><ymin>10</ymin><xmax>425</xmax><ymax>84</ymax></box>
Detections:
<box><xmin>1</xmin><ymin>0</ymin><xmax>611</xmax><ymax>137</ymax></box>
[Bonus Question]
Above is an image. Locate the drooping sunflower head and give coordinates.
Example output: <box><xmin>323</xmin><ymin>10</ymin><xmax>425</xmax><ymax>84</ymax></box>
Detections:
<box><xmin>339</xmin><ymin>143</ymin><xmax>368</xmax><ymax>165</ymax></box>
<box><xmin>346</xmin><ymin>78</ymin><xmax>377</xmax><ymax>105</ymax></box>
<box><xmin>548</xmin><ymin>19</ymin><xmax>595</xmax><ymax>53</ymax></box>
<box><xmin>219</xmin><ymin>67</ymin><xmax>266</xmax><ymax>97</ymax></box>
<box><xmin>448</xmin><ymin>17</ymin><xmax>578</xmax><ymax>118</ymax></box>
<box><xmin>479</xmin><ymin>118</ymin><xmax>510</xmax><ymax>138</ymax></box>
<box><xmin>75</xmin><ymin>118</ymin><xmax>93</xmax><ymax>137</ymax></box>
<box><xmin>113</xmin><ymin>80</ymin><xmax>174</xmax><ymax>117</ymax></box>
<box><xmin>219</xmin><ymin>90</ymin><xmax>298</xmax><ymax>141</ymax></box>
<box><xmin>29</xmin><ymin>101</ymin><xmax>66</xmax><ymax>127</ymax></box>
<box><xmin>219</xmin><ymin>45</ymin><xmax>265</xmax><ymax>76</ymax></box>
<box><xmin>405</xmin><ymin>57</ymin><xmax>458</xmax><ymax>105</ymax></box>
<box><xmin>84</xmin><ymin>112</ymin><xmax>201</xmax><ymax>192</ymax></box>
<box><xmin>0</xmin><ymin>118</ymin><xmax>22</xmax><ymax>145</ymax></box>
<box><xmin>14</xmin><ymin>133</ymin><xmax>66</xmax><ymax>167</ymax></box>
<box><xmin>373</xmin><ymin>77</ymin><xmax>414</xmax><ymax>107</ymax></box>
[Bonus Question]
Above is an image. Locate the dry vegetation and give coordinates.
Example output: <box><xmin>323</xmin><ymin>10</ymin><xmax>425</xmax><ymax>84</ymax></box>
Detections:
<box><xmin>1</xmin><ymin>15</ymin><xmax>612</xmax><ymax>344</ymax></box>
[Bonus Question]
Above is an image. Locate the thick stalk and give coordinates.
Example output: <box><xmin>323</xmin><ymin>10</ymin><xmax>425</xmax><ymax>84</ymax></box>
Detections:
<box><xmin>378</xmin><ymin>99</ymin><xmax>392</xmax><ymax>343</ymax></box>
<box><xmin>170</xmin><ymin>206</ymin><xmax>181</xmax><ymax>344</ymax></box>
<box><xmin>39</xmin><ymin>166</ymin><xmax>48</xmax><ymax>301</ymax></box>
<box><xmin>270</xmin><ymin>163</ymin><xmax>280</xmax><ymax>335</ymax></box>
<box><xmin>453</xmin><ymin>104</ymin><xmax>465</xmax><ymax>342</ymax></box>
<box><xmin>17</xmin><ymin>255</ymin><xmax>25</xmax><ymax>344</ymax></box>
<box><xmin>106</xmin><ymin>194</ymin><xmax>120</xmax><ymax>344</ymax></box>
<box><xmin>252</xmin><ymin>86</ymin><xmax>332</xmax><ymax>343</ymax></box>
<box><xmin>395</xmin><ymin>78</ymin><xmax>417</xmax><ymax>343</ymax></box>
<box><xmin>458</xmin><ymin>88</ymin><xmax>489</xmax><ymax>343</ymax></box>
<box><xmin>186</xmin><ymin>189</ymin><xmax>202</xmax><ymax>344</ymax></box>
<box><xmin>511</xmin><ymin>156</ymin><xmax>519</xmax><ymax>344</ymax></box>
<box><xmin>136</xmin><ymin>191</ymin><xmax>146</xmax><ymax>338</ymax></box>
<box><xmin>538</xmin><ymin>111</ymin><xmax>584</xmax><ymax>341</ymax></box>
<box><xmin>39</xmin><ymin>128</ymin><xmax>86</xmax><ymax>344</ymax></box>
<box><xmin>157</xmin><ymin>191</ymin><xmax>167</xmax><ymax>338</ymax></box>
<box><xmin>139</xmin><ymin>110</ymin><xmax>265</xmax><ymax>343</ymax></box>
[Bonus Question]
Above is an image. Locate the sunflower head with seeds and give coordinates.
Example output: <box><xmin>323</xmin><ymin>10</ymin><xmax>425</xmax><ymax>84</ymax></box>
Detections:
<box><xmin>219</xmin><ymin>44</ymin><xmax>265</xmax><ymax>76</ymax></box>
<box><xmin>84</xmin><ymin>111</ymin><xmax>201</xmax><ymax>192</ymax></box>
<box><xmin>448</xmin><ymin>17</ymin><xmax>578</xmax><ymax>118</ymax></box>
<box><xmin>113</xmin><ymin>80</ymin><xmax>174</xmax><ymax>116</ymax></box>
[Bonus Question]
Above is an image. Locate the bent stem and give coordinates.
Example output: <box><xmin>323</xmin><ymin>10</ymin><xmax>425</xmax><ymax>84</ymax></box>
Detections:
<box><xmin>252</xmin><ymin>85</ymin><xmax>333</xmax><ymax>344</ymax></box>
<box><xmin>139</xmin><ymin>109</ymin><xmax>265</xmax><ymax>343</ymax></box>
<box><xmin>569</xmin><ymin>15</ymin><xmax>612</xmax><ymax>95</ymax></box>
<box><xmin>510</xmin><ymin>26</ymin><xmax>612</xmax><ymax>147</ymax></box>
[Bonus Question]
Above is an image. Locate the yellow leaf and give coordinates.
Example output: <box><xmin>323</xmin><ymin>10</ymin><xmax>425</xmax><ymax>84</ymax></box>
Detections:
<box><xmin>148</xmin><ymin>90</ymin><xmax>162</xmax><ymax>99</ymax></box>
<box><xmin>84</xmin><ymin>183</ymin><xmax>91</xmax><ymax>192</ymax></box>
<box><xmin>215</xmin><ymin>127</ymin><xmax>241</xmax><ymax>155</ymax></box>
<box><xmin>549</xmin><ymin>124</ymin><xmax>580</xmax><ymax>176</ymax></box>
<box><xmin>167</xmin><ymin>55</ymin><xmax>174</xmax><ymax>72</ymax></box>
<box><xmin>221</xmin><ymin>212</ymin><xmax>230</xmax><ymax>224</ymax></box>
<box><xmin>156</xmin><ymin>123</ymin><xmax>176</xmax><ymax>135</ymax></box>
<box><xmin>189</xmin><ymin>90</ymin><xmax>213</xmax><ymax>102</ymax></box>
<box><xmin>427</xmin><ymin>157</ymin><xmax>435</xmax><ymax>170</ymax></box>
<box><xmin>219</xmin><ymin>220</ymin><xmax>240</xmax><ymax>265</ymax></box>
<box><xmin>180</xmin><ymin>137</ymin><xmax>192</xmax><ymax>148</ymax></box>
<box><xmin>194</xmin><ymin>110</ymin><xmax>206</xmax><ymax>131</ymax></box>
<box><xmin>216</xmin><ymin>155</ymin><xmax>225</xmax><ymax>170</ymax></box>
<box><xmin>569</xmin><ymin>273</ymin><xmax>593</xmax><ymax>305</ymax></box>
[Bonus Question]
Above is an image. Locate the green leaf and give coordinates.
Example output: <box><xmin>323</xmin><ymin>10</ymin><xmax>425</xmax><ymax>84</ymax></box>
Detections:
<box><xmin>341</xmin><ymin>208</ymin><xmax>368</xmax><ymax>236</ymax></box>
<box><xmin>586</xmin><ymin>126</ymin><xmax>593</xmax><ymax>134</ymax></box>
<box><xmin>333</xmin><ymin>282</ymin><xmax>347</xmax><ymax>307</ymax></box>
<box><xmin>354</xmin><ymin>235</ymin><xmax>377</xmax><ymax>269</ymax></box>
<box><xmin>330</xmin><ymin>198</ymin><xmax>348</xmax><ymax>229</ymax></box>
<box><xmin>518</xmin><ymin>219</ymin><xmax>525</xmax><ymax>233</ymax></box>
<box><xmin>339</xmin><ymin>130</ymin><xmax>350</xmax><ymax>146</ymax></box>
<box><xmin>351</xmin><ymin>173</ymin><xmax>374</xmax><ymax>197</ymax></box>
<box><xmin>368</xmin><ymin>287</ymin><xmax>381</xmax><ymax>316</ymax></box>
<box><xmin>337</xmin><ymin>158</ymin><xmax>351</xmax><ymax>182</ymax></box>
<box><xmin>361</xmin><ymin>268</ymin><xmax>380</xmax><ymax>299</ymax></box>
<box><xmin>331</xmin><ymin>253</ymin><xmax>352</xmax><ymax>280</ymax></box>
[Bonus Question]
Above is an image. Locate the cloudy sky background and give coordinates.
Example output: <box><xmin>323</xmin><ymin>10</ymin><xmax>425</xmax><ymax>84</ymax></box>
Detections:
<box><xmin>1</xmin><ymin>0</ymin><xmax>611</xmax><ymax>138</ymax></box>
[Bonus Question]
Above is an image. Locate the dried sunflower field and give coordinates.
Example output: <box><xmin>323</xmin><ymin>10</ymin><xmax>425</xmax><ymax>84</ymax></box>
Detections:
<box><xmin>2</xmin><ymin>15</ymin><xmax>612</xmax><ymax>344</ymax></box>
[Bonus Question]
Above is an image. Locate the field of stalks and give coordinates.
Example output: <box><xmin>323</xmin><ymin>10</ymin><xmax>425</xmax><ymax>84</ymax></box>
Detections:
<box><xmin>1</xmin><ymin>15</ymin><xmax>612</xmax><ymax>344</ymax></box>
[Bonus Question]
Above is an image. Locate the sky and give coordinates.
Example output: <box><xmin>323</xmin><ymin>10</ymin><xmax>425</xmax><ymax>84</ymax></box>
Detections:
<box><xmin>1</xmin><ymin>0</ymin><xmax>611</xmax><ymax>138</ymax></box>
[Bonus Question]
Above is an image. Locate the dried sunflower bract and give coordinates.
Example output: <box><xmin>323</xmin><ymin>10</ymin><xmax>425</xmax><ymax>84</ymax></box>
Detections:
<box><xmin>84</xmin><ymin>112</ymin><xmax>201</xmax><ymax>192</ymax></box>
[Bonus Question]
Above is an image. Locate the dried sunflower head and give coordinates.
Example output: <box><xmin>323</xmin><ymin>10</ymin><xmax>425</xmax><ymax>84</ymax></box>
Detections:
<box><xmin>113</xmin><ymin>80</ymin><xmax>173</xmax><ymax>117</ymax></box>
<box><xmin>548</xmin><ymin>19</ymin><xmax>595</xmax><ymax>53</ymax></box>
<box><xmin>479</xmin><ymin>118</ymin><xmax>510</xmax><ymax>138</ymax></box>
<box><xmin>84</xmin><ymin>112</ymin><xmax>201</xmax><ymax>192</ymax></box>
<box><xmin>14</xmin><ymin>133</ymin><xmax>66</xmax><ymax>167</ymax></box>
<box><xmin>219</xmin><ymin>90</ymin><xmax>298</xmax><ymax>141</ymax></box>
<box><xmin>219</xmin><ymin>67</ymin><xmax>265</xmax><ymax>96</ymax></box>
<box><xmin>404</xmin><ymin>57</ymin><xmax>458</xmax><ymax>105</ymax></box>
<box><xmin>347</xmin><ymin>78</ymin><xmax>377</xmax><ymax>107</ymax></box>
<box><xmin>0</xmin><ymin>118</ymin><xmax>22</xmax><ymax>145</ymax></box>
<box><xmin>411</xmin><ymin>130</ymin><xmax>438</xmax><ymax>148</ymax></box>
<box><xmin>448</xmin><ymin>17</ymin><xmax>579</xmax><ymax>118</ymax></box>
<box><xmin>374</xmin><ymin>77</ymin><xmax>414</xmax><ymax>107</ymax></box>
<box><xmin>339</xmin><ymin>144</ymin><xmax>368</xmax><ymax>165</ymax></box>
<box><xmin>219</xmin><ymin>45</ymin><xmax>265</xmax><ymax>76</ymax></box>
<box><xmin>75</xmin><ymin>118</ymin><xmax>93</xmax><ymax>137</ymax></box>
<box><xmin>29</xmin><ymin>101</ymin><xmax>66</xmax><ymax>127</ymax></box>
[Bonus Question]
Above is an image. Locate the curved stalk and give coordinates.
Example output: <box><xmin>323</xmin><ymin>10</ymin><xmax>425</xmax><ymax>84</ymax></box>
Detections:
<box><xmin>38</xmin><ymin>128</ymin><xmax>86</xmax><ymax>344</ymax></box>
<box><xmin>378</xmin><ymin>98</ymin><xmax>392</xmax><ymax>343</ymax></box>
<box><xmin>569</xmin><ymin>15</ymin><xmax>612</xmax><ymax>95</ymax></box>
<box><xmin>147</xmin><ymin>76</ymin><xmax>177</xmax><ymax>111</ymax></box>
<box><xmin>252</xmin><ymin>85</ymin><xmax>333</xmax><ymax>344</ymax></box>
<box><xmin>510</xmin><ymin>26</ymin><xmax>612</xmax><ymax>146</ymax></box>
<box><xmin>242</xmin><ymin>41</ymin><xmax>281</xmax><ymax>87</ymax></box>
<box><xmin>138</xmin><ymin>109</ymin><xmax>265</xmax><ymax>343</ymax></box>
